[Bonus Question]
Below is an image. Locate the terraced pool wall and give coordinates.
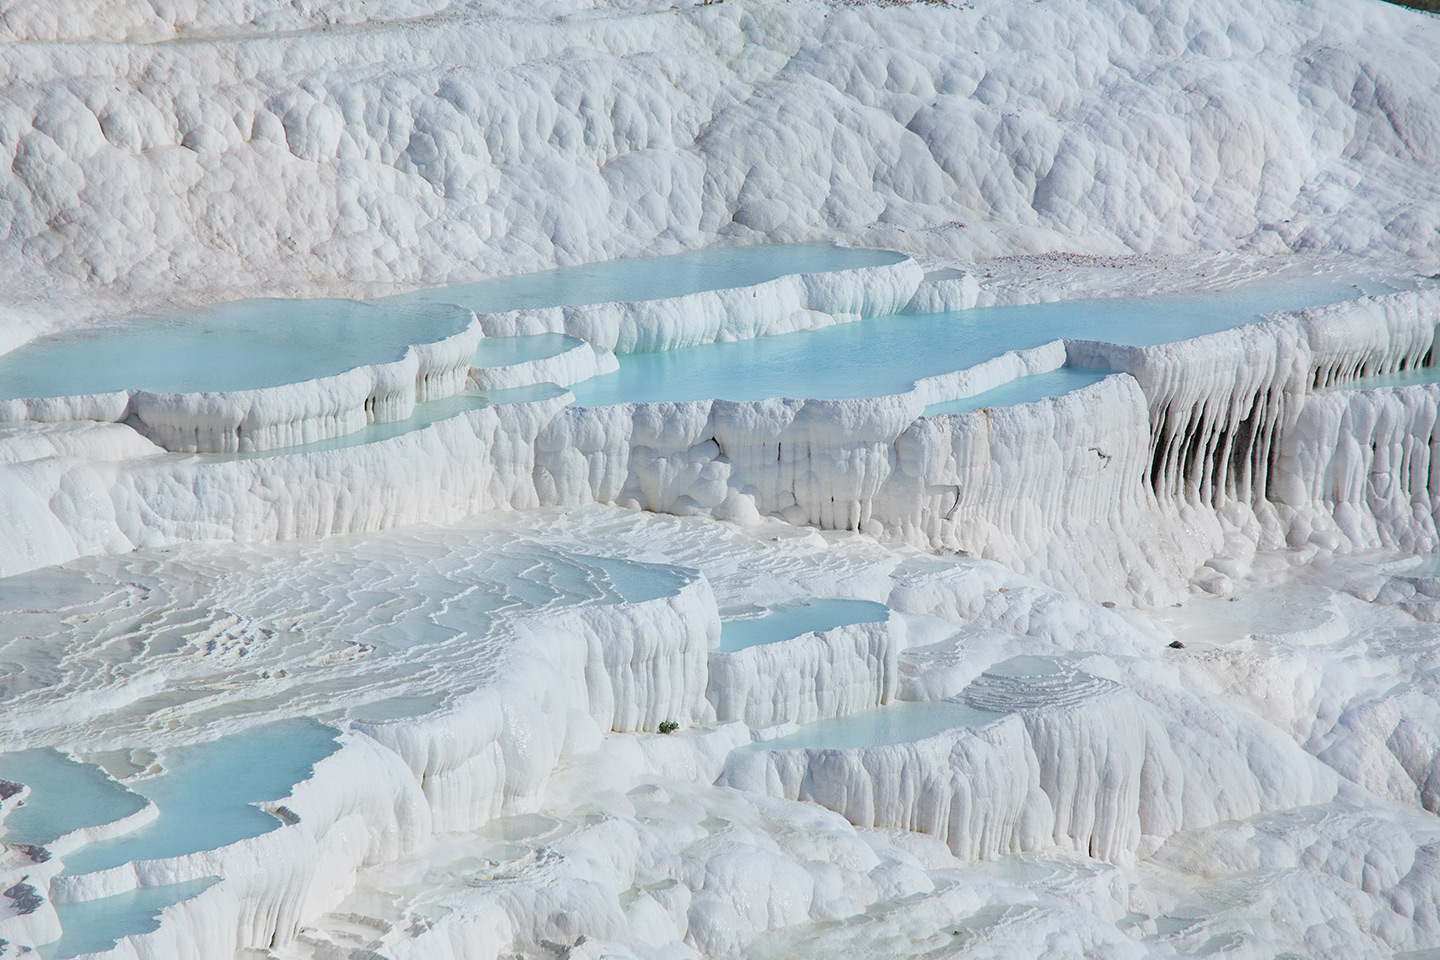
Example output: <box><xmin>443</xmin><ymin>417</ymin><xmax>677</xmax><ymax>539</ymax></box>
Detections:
<box><xmin>2</xmin><ymin>284</ymin><xmax>1439</xmax><ymax>604</ymax></box>
<box><xmin>473</xmin><ymin>258</ymin><xmax>924</xmax><ymax>351</ymax></box>
<box><xmin>0</xmin><ymin>571</ymin><xmax>721</xmax><ymax>959</ymax></box>
<box><xmin>1069</xmin><ymin>289</ymin><xmax>1440</xmax><ymax>557</ymax></box>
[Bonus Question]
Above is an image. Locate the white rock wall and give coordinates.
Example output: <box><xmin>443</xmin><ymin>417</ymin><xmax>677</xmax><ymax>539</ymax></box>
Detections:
<box><xmin>472</xmin><ymin>259</ymin><xmax>924</xmax><ymax>353</ymax></box>
<box><xmin>0</xmin><ymin>313</ymin><xmax>484</xmax><ymax>455</ymax></box>
<box><xmin>719</xmin><ymin>712</ymin><xmax>1054</xmax><ymax>862</ymax></box>
<box><xmin>0</xmin><ymin>0</ymin><xmax>1436</xmax><ymax>313</ymax></box>
<box><xmin>706</xmin><ymin>617</ymin><xmax>899</xmax><ymax>729</ymax></box>
<box><xmin>2</xmin><ymin>291</ymin><xmax>1438</xmax><ymax>605</ymax></box>
<box><xmin>1273</xmin><ymin>383</ymin><xmax>1440</xmax><ymax>552</ymax></box>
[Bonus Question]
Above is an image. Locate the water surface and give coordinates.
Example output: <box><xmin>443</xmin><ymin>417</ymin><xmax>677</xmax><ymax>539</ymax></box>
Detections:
<box><xmin>718</xmin><ymin>599</ymin><xmax>888</xmax><ymax>653</ymax></box>
<box><xmin>923</xmin><ymin>368</ymin><xmax>1113</xmax><ymax>416</ymax></box>
<box><xmin>42</xmin><ymin>879</ymin><xmax>216</xmax><ymax>960</ymax></box>
<box><xmin>0</xmin><ymin>750</ymin><xmax>148</xmax><ymax>846</ymax></box>
<box><xmin>0</xmin><ymin>300</ymin><xmax>471</xmax><ymax>400</ymax></box>
<box><xmin>387</xmin><ymin>243</ymin><xmax>906</xmax><ymax>313</ymax></box>
<box><xmin>748</xmin><ymin>700</ymin><xmax>1002</xmax><ymax>751</ymax></box>
<box><xmin>570</xmin><ymin>273</ymin><xmax>1401</xmax><ymax>406</ymax></box>
<box><xmin>59</xmin><ymin>720</ymin><xmax>339</xmax><ymax>877</ymax></box>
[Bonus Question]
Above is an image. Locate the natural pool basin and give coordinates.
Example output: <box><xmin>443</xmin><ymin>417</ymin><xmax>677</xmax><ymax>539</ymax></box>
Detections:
<box><xmin>745</xmin><ymin>699</ymin><xmax>1003</xmax><ymax>751</ymax></box>
<box><xmin>1401</xmin><ymin>555</ymin><xmax>1440</xmax><ymax>579</ymax></box>
<box><xmin>57</xmin><ymin>720</ymin><xmax>339</xmax><ymax>878</ymax></box>
<box><xmin>387</xmin><ymin>243</ymin><xmax>907</xmax><ymax>313</ymax></box>
<box><xmin>473</xmin><ymin>333</ymin><xmax>579</xmax><ymax>368</ymax></box>
<box><xmin>922</xmin><ymin>368</ymin><xmax>1113</xmax><ymax>417</ymax></box>
<box><xmin>43</xmin><ymin>879</ymin><xmax>216</xmax><ymax>960</ymax></box>
<box><xmin>569</xmin><ymin>273</ymin><xmax>1412</xmax><ymax>406</ymax></box>
<box><xmin>0</xmin><ymin>299</ymin><xmax>473</xmax><ymax>401</ymax></box>
<box><xmin>717</xmin><ymin>598</ymin><xmax>889</xmax><ymax>653</ymax></box>
<box><xmin>0</xmin><ymin>750</ymin><xmax>148</xmax><ymax>848</ymax></box>
<box><xmin>708</xmin><ymin>599</ymin><xmax>898</xmax><ymax>727</ymax></box>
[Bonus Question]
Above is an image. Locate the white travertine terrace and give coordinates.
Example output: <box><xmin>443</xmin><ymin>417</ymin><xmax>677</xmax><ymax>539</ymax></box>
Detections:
<box><xmin>2</xmin><ymin>0</ymin><xmax>1440</xmax><ymax>956</ymax></box>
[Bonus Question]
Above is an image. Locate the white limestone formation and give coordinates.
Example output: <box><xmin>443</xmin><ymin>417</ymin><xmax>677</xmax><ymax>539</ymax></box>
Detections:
<box><xmin>706</xmin><ymin>616</ymin><xmax>899</xmax><ymax>728</ymax></box>
<box><xmin>1</xmin><ymin>0</ymin><xmax>1440</xmax><ymax>956</ymax></box>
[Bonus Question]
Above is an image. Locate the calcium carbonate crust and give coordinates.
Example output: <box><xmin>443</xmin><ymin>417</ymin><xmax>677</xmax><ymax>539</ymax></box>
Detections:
<box><xmin>3</xmin><ymin>288</ymin><xmax>1436</xmax><ymax>606</ymax></box>
<box><xmin>0</xmin><ymin>0</ymin><xmax>1436</xmax><ymax>314</ymax></box>
<box><xmin>4</xmin><ymin>0</ymin><xmax>1440</xmax><ymax>956</ymax></box>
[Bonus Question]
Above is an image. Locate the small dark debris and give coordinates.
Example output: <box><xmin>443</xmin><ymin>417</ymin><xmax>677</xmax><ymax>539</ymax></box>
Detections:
<box><xmin>269</xmin><ymin>805</ymin><xmax>301</xmax><ymax>826</ymax></box>
<box><xmin>14</xmin><ymin>845</ymin><xmax>49</xmax><ymax>864</ymax></box>
<box><xmin>3</xmin><ymin>881</ymin><xmax>42</xmax><ymax>916</ymax></box>
<box><xmin>1101</xmin><ymin>601</ymin><xmax>1117</xmax><ymax>609</ymax></box>
<box><xmin>538</xmin><ymin>936</ymin><xmax>588</xmax><ymax>958</ymax></box>
<box><xmin>0</xmin><ymin>780</ymin><xmax>21</xmax><ymax>801</ymax></box>
<box><xmin>1168</xmin><ymin>640</ymin><xmax>1185</xmax><ymax>649</ymax></box>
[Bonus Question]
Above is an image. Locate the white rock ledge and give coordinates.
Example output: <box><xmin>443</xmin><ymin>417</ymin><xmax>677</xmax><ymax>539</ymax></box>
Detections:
<box><xmin>0</xmin><ymin>305</ymin><xmax>483</xmax><ymax>455</ymax></box>
<box><xmin>719</xmin><ymin>705</ymin><xmax>1054</xmax><ymax>862</ymax></box>
<box><xmin>469</xmin><ymin>337</ymin><xmax>618</xmax><ymax>392</ymax></box>
<box><xmin>471</xmin><ymin>259</ymin><xmax>925</xmax><ymax>354</ymax></box>
<box><xmin>706</xmin><ymin>615</ymin><xmax>901</xmax><ymax>728</ymax></box>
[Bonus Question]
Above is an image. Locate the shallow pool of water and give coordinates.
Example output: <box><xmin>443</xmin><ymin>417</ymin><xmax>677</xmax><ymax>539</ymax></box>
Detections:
<box><xmin>0</xmin><ymin>300</ymin><xmax>472</xmax><ymax>401</ymax></box>
<box><xmin>0</xmin><ymin>568</ymin><xmax>111</xmax><ymax>615</ymax></box>
<box><xmin>473</xmin><ymin>334</ymin><xmax>580</xmax><ymax>368</ymax></box>
<box><xmin>748</xmin><ymin>700</ymin><xmax>1001</xmax><ymax>751</ymax></box>
<box><xmin>387</xmin><ymin>243</ymin><xmax>906</xmax><ymax>313</ymax></box>
<box><xmin>923</xmin><ymin>368</ymin><xmax>1113</xmax><ymax>417</ymax></box>
<box><xmin>718</xmin><ymin>599</ymin><xmax>889</xmax><ymax>653</ymax></box>
<box><xmin>59</xmin><ymin>720</ymin><xmax>340</xmax><ymax>878</ymax></box>
<box><xmin>42</xmin><ymin>878</ymin><xmax>217</xmax><ymax>960</ymax></box>
<box><xmin>570</xmin><ymin>273</ymin><xmax>1405</xmax><ymax>406</ymax></box>
<box><xmin>1398</xmin><ymin>555</ymin><xmax>1440</xmax><ymax>579</ymax></box>
<box><xmin>211</xmin><ymin>385</ymin><xmax>569</xmax><ymax>462</ymax></box>
<box><xmin>0</xmin><ymin>750</ymin><xmax>148</xmax><ymax>847</ymax></box>
<box><xmin>584</xmin><ymin>555</ymin><xmax>689</xmax><ymax>604</ymax></box>
<box><xmin>347</xmin><ymin>694</ymin><xmax>448</xmax><ymax>724</ymax></box>
<box><xmin>209</xmin><ymin>392</ymin><xmax>490</xmax><ymax>461</ymax></box>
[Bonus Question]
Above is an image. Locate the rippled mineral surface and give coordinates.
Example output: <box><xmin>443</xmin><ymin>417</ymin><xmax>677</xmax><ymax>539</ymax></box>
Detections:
<box><xmin>1</xmin><ymin>0</ymin><xmax>1440</xmax><ymax>958</ymax></box>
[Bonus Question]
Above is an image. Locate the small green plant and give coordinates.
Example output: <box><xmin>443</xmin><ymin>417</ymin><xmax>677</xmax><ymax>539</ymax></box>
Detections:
<box><xmin>658</xmin><ymin>720</ymin><xmax>679</xmax><ymax>735</ymax></box>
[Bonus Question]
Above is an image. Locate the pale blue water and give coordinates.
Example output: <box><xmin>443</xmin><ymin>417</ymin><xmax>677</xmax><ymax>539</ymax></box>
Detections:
<box><xmin>923</xmin><ymin>368</ymin><xmax>1113</xmax><ymax>417</ymax></box>
<box><xmin>748</xmin><ymin>700</ymin><xmax>1002</xmax><ymax>751</ymax></box>
<box><xmin>474</xmin><ymin>334</ymin><xmax>579</xmax><ymax>368</ymax></box>
<box><xmin>0</xmin><ymin>750</ymin><xmax>148</xmax><ymax>846</ymax></box>
<box><xmin>42</xmin><ymin>879</ymin><xmax>217</xmax><ymax>960</ymax></box>
<box><xmin>348</xmin><ymin>694</ymin><xmax>447</xmax><ymax>723</ymax></box>
<box><xmin>1400</xmin><ymin>555</ymin><xmax>1440</xmax><ymax>579</ymax></box>
<box><xmin>569</xmin><ymin>274</ymin><xmax>1406</xmax><ymax>406</ymax></box>
<box><xmin>0</xmin><ymin>568</ymin><xmax>110</xmax><ymax>614</ymax></box>
<box><xmin>585</xmin><ymin>555</ymin><xmax>687</xmax><ymax>603</ymax></box>
<box><xmin>387</xmin><ymin>244</ymin><xmax>906</xmax><ymax>313</ymax></box>
<box><xmin>718</xmin><ymin>599</ymin><xmax>889</xmax><ymax>653</ymax></box>
<box><xmin>59</xmin><ymin>720</ymin><xmax>339</xmax><ymax>877</ymax></box>
<box><xmin>981</xmin><ymin>655</ymin><xmax>1071</xmax><ymax>679</ymax></box>
<box><xmin>211</xmin><ymin>392</ymin><xmax>490</xmax><ymax>461</ymax></box>
<box><xmin>0</xmin><ymin>299</ymin><xmax>472</xmax><ymax>400</ymax></box>
<box><xmin>210</xmin><ymin>385</ymin><xmax>568</xmax><ymax>462</ymax></box>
